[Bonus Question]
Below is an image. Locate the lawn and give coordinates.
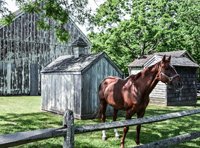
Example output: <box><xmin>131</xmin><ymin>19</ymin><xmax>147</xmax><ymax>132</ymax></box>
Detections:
<box><xmin>0</xmin><ymin>96</ymin><xmax>200</xmax><ymax>148</ymax></box>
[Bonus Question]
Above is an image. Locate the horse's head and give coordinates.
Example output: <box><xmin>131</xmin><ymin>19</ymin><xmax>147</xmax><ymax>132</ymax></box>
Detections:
<box><xmin>159</xmin><ymin>55</ymin><xmax>183</xmax><ymax>91</ymax></box>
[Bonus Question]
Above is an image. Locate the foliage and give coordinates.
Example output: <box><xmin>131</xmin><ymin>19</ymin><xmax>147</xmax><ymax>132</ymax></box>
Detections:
<box><xmin>0</xmin><ymin>96</ymin><xmax>200</xmax><ymax>147</ymax></box>
<box><xmin>0</xmin><ymin>0</ymin><xmax>15</xmax><ymax>25</ymax></box>
<box><xmin>0</xmin><ymin>0</ymin><xmax>92</xmax><ymax>42</ymax></box>
<box><xmin>88</xmin><ymin>0</ymin><xmax>200</xmax><ymax>75</ymax></box>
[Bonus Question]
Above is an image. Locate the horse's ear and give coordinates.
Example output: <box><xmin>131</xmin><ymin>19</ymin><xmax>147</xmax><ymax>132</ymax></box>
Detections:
<box><xmin>166</xmin><ymin>55</ymin><xmax>171</xmax><ymax>62</ymax></box>
<box><xmin>162</xmin><ymin>55</ymin><xmax>166</xmax><ymax>62</ymax></box>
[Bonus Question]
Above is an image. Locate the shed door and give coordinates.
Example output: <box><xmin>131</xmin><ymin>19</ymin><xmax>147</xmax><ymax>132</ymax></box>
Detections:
<box><xmin>30</xmin><ymin>63</ymin><xmax>38</xmax><ymax>96</ymax></box>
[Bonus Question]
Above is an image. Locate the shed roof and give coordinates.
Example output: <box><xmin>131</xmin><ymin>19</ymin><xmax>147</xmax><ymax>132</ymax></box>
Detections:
<box><xmin>41</xmin><ymin>52</ymin><xmax>124</xmax><ymax>75</ymax></box>
<box><xmin>128</xmin><ymin>50</ymin><xmax>198</xmax><ymax>68</ymax></box>
<box><xmin>170</xmin><ymin>56</ymin><xmax>199</xmax><ymax>67</ymax></box>
<box><xmin>154</xmin><ymin>50</ymin><xmax>187</xmax><ymax>57</ymax></box>
<box><xmin>152</xmin><ymin>55</ymin><xmax>200</xmax><ymax>68</ymax></box>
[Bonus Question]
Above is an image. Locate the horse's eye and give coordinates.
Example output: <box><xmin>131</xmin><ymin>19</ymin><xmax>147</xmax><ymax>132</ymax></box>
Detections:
<box><xmin>165</xmin><ymin>68</ymin><xmax>169</xmax><ymax>71</ymax></box>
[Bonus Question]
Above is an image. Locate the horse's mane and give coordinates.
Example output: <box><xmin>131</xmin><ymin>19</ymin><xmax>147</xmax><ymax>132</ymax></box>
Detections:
<box><xmin>130</xmin><ymin>62</ymin><xmax>160</xmax><ymax>81</ymax></box>
<box><xmin>143</xmin><ymin>62</ymin><xmax>160</xmax><ymax>75</ymax></box>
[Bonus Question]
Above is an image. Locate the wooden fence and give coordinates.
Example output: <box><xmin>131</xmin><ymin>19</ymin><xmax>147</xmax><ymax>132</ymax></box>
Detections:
<box><xmin>1</xmin><ymin>109</ymin><xmax>200</xmax><ymax>148</ymax></box>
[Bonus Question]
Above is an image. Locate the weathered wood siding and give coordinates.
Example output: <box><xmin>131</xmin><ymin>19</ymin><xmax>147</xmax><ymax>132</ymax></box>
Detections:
<box><xmin>41</xmin><ymin>74</ymin><xmax>79</xmax><ymax>115</ymax></box>
<box><xmin>130</xmin><ymin>67</ymin><xmax>143</xmax><ymax>75</ymax></box>
<box><xmin>41</xmin><ymin>58</ymin><xmax>123</xmax><ymax>119</ymax></box>
<box><xmin>81</xmin><ymin>57</ymin><xmax>123</xmax><ymax>119</ymax></box>
<box><xmin>0</xmin><ymin>12</ymin><xmax>91</xmax><ymax>95</ymax></box>
<box><xmin>167</xmin><ymin>67</ymin><xmax>197</xmax><ymax>106</ymax></box>
<box><xmin>149</xmin><ymin>81</ymin><xmax>167</xmax><ymax>106</ymax></box>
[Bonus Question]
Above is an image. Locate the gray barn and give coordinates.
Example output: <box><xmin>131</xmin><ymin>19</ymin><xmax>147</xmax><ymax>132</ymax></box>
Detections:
<box><xmin>41</xmin><ymin>43</ymin><xmax>124</xmax><ymax>119</ymax></box>
<box><xmin>128</xmin><ymin>50</ymin><xmax>200</xmax><ymax>106</ymax></box>
<box><xmin>0</xmin><ymin>10</ymin><xmax>91</xmax><ymax>96</ymax></box>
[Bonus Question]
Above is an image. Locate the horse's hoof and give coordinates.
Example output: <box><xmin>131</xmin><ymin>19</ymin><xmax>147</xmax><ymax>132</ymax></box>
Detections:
<box><xmin>102</xmin><ymin>137</ymin><xmax>107</xmax><ymax>140</ymax></box>
<box><xmin>115</xmin><ymin>135</ymin><xmax>120</xmax><ymax>139</ymax></box>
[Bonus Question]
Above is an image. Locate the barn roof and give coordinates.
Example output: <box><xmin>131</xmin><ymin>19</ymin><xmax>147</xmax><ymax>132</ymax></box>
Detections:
<box><xmin>41</xmin><ymin>52</ymin><xmax>124</xmax><ymax>75</ymax></box>
<box><xmin>128</xmin><ymin>50</ymin><xmax>198</xmax><ymax>68</ymax></box>
<box><xmin>0</xmin><ymin>10</ymin><xmax>23</xmax><ymax>27</ymax></box>
<box><xmin>0</xmin><ymin>9</ymin><xmax>91</xmax><ymax>46</ymax></box>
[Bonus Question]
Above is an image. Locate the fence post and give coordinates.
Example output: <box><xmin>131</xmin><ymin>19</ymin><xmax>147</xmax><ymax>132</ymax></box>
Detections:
<box><xmin>63</xmin><ymin>109</ymin><xmax>74</xmax><ymax>148</ymax></box>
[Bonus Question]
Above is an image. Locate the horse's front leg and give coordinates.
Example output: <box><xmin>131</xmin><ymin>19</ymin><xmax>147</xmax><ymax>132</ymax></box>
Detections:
<box><xmin>135</xmin><ymin>110</ymin><xmax>146</xmax><ymax>146</ymax></box>
<box><xmin>121</xmin><ymin>109</ymin><xmax>135</xmax><ymax>148</ymax></box>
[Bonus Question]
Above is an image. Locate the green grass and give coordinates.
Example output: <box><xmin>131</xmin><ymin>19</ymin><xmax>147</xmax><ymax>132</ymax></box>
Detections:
<box><xmin>0</xmin><ymin>96</ymin><xmax>200</xmax><ymax>148</ymax></box>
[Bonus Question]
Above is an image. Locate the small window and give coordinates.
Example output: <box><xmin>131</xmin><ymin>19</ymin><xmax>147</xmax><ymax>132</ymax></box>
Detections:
<box><xmin>198</xmin><ymin>68</ymin><xmax>200</xmax><ymax>83</ymax></box>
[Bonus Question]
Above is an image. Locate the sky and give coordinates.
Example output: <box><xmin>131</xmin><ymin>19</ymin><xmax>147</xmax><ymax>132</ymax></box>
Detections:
<box><xmin>4</xmin><ymin>0</ymin><xmax>106</xmax><ymax>35</ymax></box>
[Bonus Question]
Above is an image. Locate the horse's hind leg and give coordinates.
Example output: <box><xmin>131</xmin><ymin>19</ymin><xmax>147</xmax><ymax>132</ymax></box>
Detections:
<box><xmin>100</xmin><ymin>99</ymin><xmax>107</xmax><ymax>140</ymax></box>
<box><xmin>113</xmin><ymin>108</ymin><xmax>119</xmax><ymax>139</ymax></box>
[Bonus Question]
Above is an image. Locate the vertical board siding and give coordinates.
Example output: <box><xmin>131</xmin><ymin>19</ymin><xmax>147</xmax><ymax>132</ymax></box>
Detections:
<box><xmin>74</xmin><ymin>75</ymin><xmax>81</xmax><ymax>115</ymax></box>
<box><xmin>41</xmin><ymin>54</ymin><xmax>123</xmax><ymax>119</ymax></box>
<box><xmin>0</xmin><ymin>11</ymin><xmax>91</xmax><ymax>95</ymax></box>
<box><xmin>41</xmin><ymin>74</ymin><xmax>75</xmax><ymax>114</ymax></box>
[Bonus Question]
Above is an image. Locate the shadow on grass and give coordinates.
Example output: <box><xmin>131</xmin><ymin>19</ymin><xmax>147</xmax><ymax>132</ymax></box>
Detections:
<box><xmin>0</xmin><ymin>112</ymin><xmax>63</xmax><ymax>134</ymax></box>
<box><xmin>17</xmin><ymin>141</ymin><xmax>63</xmax><ymax>148</ymax></box>
<box><xmin>89</xmin><ymin>104</ymin><xmax>200</xmax><ymax>147</ymax></box>
<box><xmin>1</xmin><ymin>104</ymin><xmax>200</xmax><ymax>147</ymax></box>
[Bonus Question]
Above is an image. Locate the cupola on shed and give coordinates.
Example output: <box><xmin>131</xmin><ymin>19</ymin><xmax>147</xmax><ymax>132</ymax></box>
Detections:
<box><xmin>41</xmin><ymin>39</ymin><xmax>124</xmax><ymax>119</ymax></box>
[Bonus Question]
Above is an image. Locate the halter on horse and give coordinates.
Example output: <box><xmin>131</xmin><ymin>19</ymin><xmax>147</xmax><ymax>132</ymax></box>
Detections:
<box><xmin>98</xmin><ymin>55</ymin><xmax>183</xmax><ymax>148</ymax></box>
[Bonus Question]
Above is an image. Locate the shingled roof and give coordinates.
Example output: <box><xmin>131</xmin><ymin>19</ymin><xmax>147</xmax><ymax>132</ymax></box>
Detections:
<box><xmin>154</xmin><ymin>50</ymin><xmax>187</xmax><ymax>57</ymax></box>
<box><xmin>0</xmin><ymin>9</ymin><xmax>23</xmax><ymax>27</ymax></box>
<box><xmin>41</xmin><ymin>52</ymin><xmax>123</xmax><ymax>75</ymax></box>
<box><xmin>128</xmin><ymin>50</ymin><xmax>198</xmax><ymax>67</ymax></box>
<box><xmin>169</xmin><ymin>56</ymin><xmax>199</xmax><ymax>67</ymax></box>
<box><xmin>144</xmin><ymin>55</ymin><xmax>200</xmax><ymax>68</ymax></box>
<box><xmin>13</xmin><ymin>9</ymin><xmax>23</xmax><ymax>17</ymax></box>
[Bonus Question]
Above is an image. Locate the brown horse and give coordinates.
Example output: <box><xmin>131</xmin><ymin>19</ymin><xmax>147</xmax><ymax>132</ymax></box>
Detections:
<box><xmin>98</xmin><ymin>55</ymin><xmax>183</xmax><ymax>148</ymax></box>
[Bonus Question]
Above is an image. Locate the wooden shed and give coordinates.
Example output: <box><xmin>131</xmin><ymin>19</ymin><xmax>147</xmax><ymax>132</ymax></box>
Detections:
<box><xmin>41</xmin><ymin>41</ymin><xmax>124</xmax><ymax>119</ymax></box>
<box><xmin>0</xmin><ymin>9</ymin><xmax>91</xmax><ymax>96</ymax></box>
<box><xmin>128</xmin><ymin>50</ymin><xmax>200</xmax><ymax>106</ymax></box>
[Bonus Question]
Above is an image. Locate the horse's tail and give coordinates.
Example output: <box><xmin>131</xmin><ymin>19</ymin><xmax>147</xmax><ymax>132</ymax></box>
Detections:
<box><xmin>93</xmin><ymin>104</ymin><xmax>101</xmax><ymax>119</ymax></box>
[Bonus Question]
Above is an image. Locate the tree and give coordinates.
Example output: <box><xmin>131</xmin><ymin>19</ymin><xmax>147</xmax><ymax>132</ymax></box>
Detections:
<box><xmin>88</xmin><ymin>0</ymin><xmax>200</xmax><ymax>75</ymax></box>
<box><xmin>175</xmin><ymin>0</ymin><xmax>200</xmax><ymax>64</ymax></box>
<box><xmin>0</xmin><ymin>0</ymin><xmax>15</xmax><ymax>24</ymax></box>
<box><xmin>0</xmin><ymin>0</ymin><xmax>92</xmax><ymax>42</ymax></box>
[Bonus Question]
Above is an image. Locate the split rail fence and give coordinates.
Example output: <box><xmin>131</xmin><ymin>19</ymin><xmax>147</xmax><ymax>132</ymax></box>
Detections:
<box><xmin>1</xmin><ymin>109</ymin><xmax>200</xmax><ymax>148</ymax></box>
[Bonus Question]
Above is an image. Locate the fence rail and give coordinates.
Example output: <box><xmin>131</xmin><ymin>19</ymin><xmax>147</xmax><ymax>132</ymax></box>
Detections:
<box><xmin>133</xmin><ymin>131</ymin><xmax>200</xmax><ymax>148</ymax></box>
<box><xmin>0</xmin><ymin>109</ymin><xmax>200</xmax><ymax>148</ymax></box>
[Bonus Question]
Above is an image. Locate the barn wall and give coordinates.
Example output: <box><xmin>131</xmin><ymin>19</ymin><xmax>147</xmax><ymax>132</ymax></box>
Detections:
<box><xmin>81</xmin><ymin>57</ymin><xmax>123</xmax><ymax>119</ymax></box>
<box><xmin>167</xmin><ymin>67</ymin><xmax>197</xmax><ymax>106</ymax></box>
<box><xmin>0</xmin><ymin>12</ymin><xmax>91</xmax><ymax>95</ymax></box>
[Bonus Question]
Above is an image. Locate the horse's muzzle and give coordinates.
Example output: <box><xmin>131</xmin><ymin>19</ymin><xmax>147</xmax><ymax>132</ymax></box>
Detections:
<box><xmin>174</xmin><ymin>81</ymin><xmax>183</xmax><ymax>91</ymax></box>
